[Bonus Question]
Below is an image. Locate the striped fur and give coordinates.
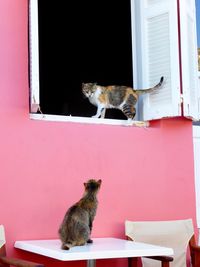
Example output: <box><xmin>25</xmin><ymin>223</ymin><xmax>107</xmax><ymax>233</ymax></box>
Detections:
<box><xmin>82</xmin><ymin>77</ymin><xmax>164</xmax><ymax>120</ymax></box>
<box><xmin>59</xmin><ymin>179</ymin><xmax>102</xmax><ymax>250</ymax></box>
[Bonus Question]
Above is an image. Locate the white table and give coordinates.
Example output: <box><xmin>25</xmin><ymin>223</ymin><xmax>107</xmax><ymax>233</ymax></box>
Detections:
<box><xmin>14</xmin><ymin>237</ymin><xmax>174</xmax><ymax>267</ymax></box>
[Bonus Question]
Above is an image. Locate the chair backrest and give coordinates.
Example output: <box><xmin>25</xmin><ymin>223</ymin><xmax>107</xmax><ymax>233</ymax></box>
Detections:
<box><xmin>125</xmin><ymin>219</ymin><xmax>194</xmax><ymax>267</ymax></box>
<box><xmin>0</xmin><ymin>225</ymin><xmax>6</xmax><ymax>249</ymax></box>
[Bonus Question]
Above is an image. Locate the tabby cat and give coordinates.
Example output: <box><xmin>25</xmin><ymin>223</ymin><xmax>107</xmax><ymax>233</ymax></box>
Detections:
<box><xmin>58</xmin><ymin>179</ymin><xmax>102</xmax><ymax>250</ymax></box>
<box><xmin>82</xmin><ymin>76</ymin><xmax>164</xmax><ymax>119</ymax></box>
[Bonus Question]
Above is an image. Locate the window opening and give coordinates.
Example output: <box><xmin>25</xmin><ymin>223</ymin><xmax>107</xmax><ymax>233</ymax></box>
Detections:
<box><xmin>37</xmin><ymin>0</ymin><xmax>133</xmax><ymax>120</ymax></box>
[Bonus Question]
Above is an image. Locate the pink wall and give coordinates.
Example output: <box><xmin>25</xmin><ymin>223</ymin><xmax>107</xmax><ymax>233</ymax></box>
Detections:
<box><xmin>0</xmin><ymin>1</ymin><xmax>197</xmax><ymax>267</ymax></box>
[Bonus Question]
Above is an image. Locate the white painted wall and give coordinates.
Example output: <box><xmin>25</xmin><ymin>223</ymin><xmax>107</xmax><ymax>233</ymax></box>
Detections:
<box><xmin>193</xmin><ymin>125</ymin><xmax>200</xmax><ymax>244</ymax></box>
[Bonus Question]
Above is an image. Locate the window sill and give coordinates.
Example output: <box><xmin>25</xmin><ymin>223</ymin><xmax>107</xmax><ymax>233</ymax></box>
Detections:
<box><xmin>30</xmin><ymin>113</ymin><xmax>149</xmax><ymax>127</ymax></box>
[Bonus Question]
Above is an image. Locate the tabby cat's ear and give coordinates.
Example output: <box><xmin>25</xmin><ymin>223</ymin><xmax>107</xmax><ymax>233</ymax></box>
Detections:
<box><xmin>97</xmin><ymin>179</ymin><xmax>102</xmax><ymax>185</ymax></box>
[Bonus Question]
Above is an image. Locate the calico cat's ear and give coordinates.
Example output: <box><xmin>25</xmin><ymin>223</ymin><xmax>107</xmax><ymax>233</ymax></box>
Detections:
<box><xmin>97</xmin><ymin>179</ymin><xmax>102</xmax><ymax>185</ymax></box>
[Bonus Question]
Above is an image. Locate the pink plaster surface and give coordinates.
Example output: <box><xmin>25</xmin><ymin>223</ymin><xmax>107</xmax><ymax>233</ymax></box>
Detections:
<box><xmin>0</xmin><ymin>1</ymin><xmax>197</xmax><ymax>267</ymax></box>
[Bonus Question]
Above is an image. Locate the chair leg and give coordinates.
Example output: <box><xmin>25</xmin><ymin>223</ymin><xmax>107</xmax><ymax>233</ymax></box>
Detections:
<box><xmin>0</xmin><ymin>259</ymin><xmax>10</xmax><ymax>267</ymax></box>
<box><xmin>162</xmin><ymin>262</ymin><xmax>170</xmax><ymax>267</ymax></box>
<box><xmin>129</xmin><ymin>257</ymin><xmax>171</xmax><ymax>267</ymax></box>
<box><xmin>128</xmin><ymin>257</ymin><xmax>140</xmax><ymax>267</ymax></box>
<box><xmin>0</xmin><ymin>245</ymin><xmax>10</xmax><ymax>267</ymax></box>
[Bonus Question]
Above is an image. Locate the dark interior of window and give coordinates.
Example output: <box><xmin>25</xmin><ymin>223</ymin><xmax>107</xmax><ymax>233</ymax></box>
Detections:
<box><xmin>37</xmin><ymin>0</ymin><xmax>133</xmax><ymax>119</ymax></box>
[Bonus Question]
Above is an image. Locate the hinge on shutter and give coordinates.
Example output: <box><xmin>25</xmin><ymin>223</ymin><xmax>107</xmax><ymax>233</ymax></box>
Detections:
<box><xmin>198</xmin><ymin>97</ymin><xmax>200</xmax><ymax>120</ymax></box>
<box><xmin>31</xmin><ymin>94</ymin><xmax>42</xmax><ymax>113</ymax></box>
<box><xmin>180</xmin><ymin>93</ymin><xmax>184</xmax><ymax>103</ymax></box>
<box><xmin>179</xmin><ymin>93</ymin><xmax>185</xmax><ymax>116</ymax></box>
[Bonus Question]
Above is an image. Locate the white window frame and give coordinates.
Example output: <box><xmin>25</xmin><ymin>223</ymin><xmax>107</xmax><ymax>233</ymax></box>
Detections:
<box><xmin>29</xmin><ymin>0</ymin><xmax>200</xmax><ymax>126</ymax></box>
<box><xmin>29</xmin><ymin>0</ymin><xmax>148</xmax><ymax>127</ymax></box>
<box><xmin>180</xmin><ymin>0</ymin><xmax>200</xmax><ymax>120</ymax></box>
<box><xmin>29</xmin><ymin>0</ymin><xmax>40</xmax><ymax>113</ymax></box>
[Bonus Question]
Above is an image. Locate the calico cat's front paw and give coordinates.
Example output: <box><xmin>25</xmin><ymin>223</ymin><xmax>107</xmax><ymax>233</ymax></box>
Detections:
<box><xmin>126</xmin><ymin>118</ymin><xmax>134</xmax><ymax>126</ymax></box>
<box><xmin>92</xmin><ymin>114</ymin><xmax>100</xmax><ymax>118</ymax></box>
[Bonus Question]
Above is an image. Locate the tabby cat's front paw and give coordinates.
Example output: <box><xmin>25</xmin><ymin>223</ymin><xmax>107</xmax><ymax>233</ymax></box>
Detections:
<box><xmin>61</xmin><ymin>243</ymin><xmax>70</xmax><ymax>250</ymax></box>
<box><xmin>87</xmin><ymin>239</ymin><xmax>93</xmax><ymax>243</ymax></box>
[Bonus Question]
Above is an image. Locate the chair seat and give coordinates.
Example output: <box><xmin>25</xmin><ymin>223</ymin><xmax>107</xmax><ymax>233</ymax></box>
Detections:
<box><xmin>125</xmin><ymin>219</ymin><xmax>194</xmax><ymax>267</ymax></box>
<box><xmin>0</xmin><ymin>224</ymin><xmax>44</xmax><ymax>267</ymax></box>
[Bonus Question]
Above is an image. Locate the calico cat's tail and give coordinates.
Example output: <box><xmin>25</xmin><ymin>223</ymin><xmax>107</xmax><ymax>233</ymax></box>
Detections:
<box><xmin>135</xmin><ymin>76</ymin><xmax>164</xmax><ymax>95</ymax></box>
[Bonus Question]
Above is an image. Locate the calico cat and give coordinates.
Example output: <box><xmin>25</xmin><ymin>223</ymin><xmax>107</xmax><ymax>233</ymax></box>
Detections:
<box><xmin>82</xmin><ymin>76</ymin><xmax>164</xmax><ymax>119</ymax></box>
<box><xmin>58</xmin><ymin>179</ymin><xmax>102</xmax><ymax>250</ymax></box>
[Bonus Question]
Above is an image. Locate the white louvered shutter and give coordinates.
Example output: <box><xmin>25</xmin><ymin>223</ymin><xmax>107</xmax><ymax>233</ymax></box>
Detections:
<box><xmin>180</xmin><ymin>0</ymin><xmax>200</xmax><ymax>121</ymax></box>
<box><xmin>29</xmin><ymin>0</ymin><xmax>40</xmax><ymax>113</ymax></box>
<box><xmin>133</xmin><ymin>0</ymin><xmax>182</xmax><ymax>121</ymax></box>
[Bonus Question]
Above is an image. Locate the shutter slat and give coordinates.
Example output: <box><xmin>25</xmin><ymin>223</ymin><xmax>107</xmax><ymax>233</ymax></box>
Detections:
<box><xmin>148</xmin><ymin>0</ymin><xmax>165</xmax><ymax>6</ymax></box>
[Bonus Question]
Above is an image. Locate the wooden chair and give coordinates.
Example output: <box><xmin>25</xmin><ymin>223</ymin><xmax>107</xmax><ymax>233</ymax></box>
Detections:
<box><xmin>189</xmin><ymin>234</ymin><xmax>200</xmax><ymax>267</ymax></box>
<box><xmin>125</xmin><ymin>219</ymin><xmax>200</xmax><ymax>267</ymax></box>
<box><xmin>0</xmin><ymin>225</ymin><xmax>44</xmax><ymax>267</ymax></box>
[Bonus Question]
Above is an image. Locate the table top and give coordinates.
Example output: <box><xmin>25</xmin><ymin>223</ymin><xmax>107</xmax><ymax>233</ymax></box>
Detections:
<box><xmin>14</xmin><ymin>237</ymin><xmax>173</xmax><ymax>261</ymax></box>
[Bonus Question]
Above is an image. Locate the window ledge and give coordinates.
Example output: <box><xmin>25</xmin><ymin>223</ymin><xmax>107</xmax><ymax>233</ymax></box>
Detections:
<box><xmin>30</xmin><ymin>113</ymin><xmax>149</xmax><ymax>127</ymax></box>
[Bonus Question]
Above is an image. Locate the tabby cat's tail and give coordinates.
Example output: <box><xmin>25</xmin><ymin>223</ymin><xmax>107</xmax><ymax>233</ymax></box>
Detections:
<box><xmin>61</xmin><ymin>241</ymin><xmax>75</xmax><ymax>250</ymax></box>
<box><xmin>135</xmin><ymin>76</ymin><xmax>164</xmax><ymax>95</ymax></box>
